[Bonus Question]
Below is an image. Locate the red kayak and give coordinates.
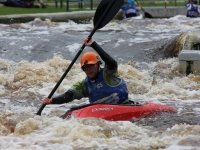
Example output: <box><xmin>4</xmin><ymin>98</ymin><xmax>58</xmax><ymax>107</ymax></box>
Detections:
<box><xmin>62</xmin><ymin>102</ymin><xmax>177</xmax><ymax>121</ymax></box>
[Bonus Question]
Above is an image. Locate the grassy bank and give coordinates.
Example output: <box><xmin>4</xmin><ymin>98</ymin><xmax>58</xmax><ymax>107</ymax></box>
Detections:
<box><xmin>0</xmin><ymin>6</ymin><xmax>67</xmax><ymax>15</ymax></box>
<box><xmin>0</xmin><ymin>0</ymin><xmax>186</xmax><ymax>16</ymax></box>
<box><xmin>0</xmin><ymin>4</ymin><xmax>99</xmax><ymax>15</ymax></box>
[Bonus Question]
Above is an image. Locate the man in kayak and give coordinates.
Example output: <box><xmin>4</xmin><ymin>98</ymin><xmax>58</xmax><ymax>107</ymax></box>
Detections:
<box><xmin>186</xmin><ymin>0</ymin><xmax>200</xmax><ymax>18</ymax></box>
<box><xmin>121</xmin><ymin>0</ymin><xmax>141</xmax><ymax>18</ymax></box>
<box><xmin>127</xmin><ymin>0</ymin><xmax>134</xmax><ymax>5</ymax></box>
<box><xmin>42</xmin><ymin>37</ymin><xmax>130</xmax><ymax>105</ymax></box>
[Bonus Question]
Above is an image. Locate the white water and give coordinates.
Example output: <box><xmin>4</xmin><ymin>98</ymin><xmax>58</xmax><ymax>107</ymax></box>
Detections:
<box><xmin>0</xmin><ymin>15</ymin><xmax>200</xmax><ymax>149</ymax></box>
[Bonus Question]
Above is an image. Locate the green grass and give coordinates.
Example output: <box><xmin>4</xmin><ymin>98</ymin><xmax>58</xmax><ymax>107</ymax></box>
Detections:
<box><xmin>0</xmin><ymin>0</ymin><xmax>186</xmax><ymax>16</ymax></box>
<box><xmin>0</xmin><ymin>6</ymin><xmax>66</xmax><ymax>15</ymax></box>
<box><xmin>0</xmin><ymin>3</ymin><xmax>100</xmax><ymax>15</ymax></box>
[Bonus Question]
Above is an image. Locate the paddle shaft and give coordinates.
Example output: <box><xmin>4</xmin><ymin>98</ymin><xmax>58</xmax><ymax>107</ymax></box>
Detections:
<box><xmin>36</xmin><ymin>44</ymin><xmax>84</xmax><ymax>115</ymax></box>
<box><xmin>135</xmin><ymin>0</ymin><xmax>153</xmax><ymax>18</ymax></box>
<box><xmin>36</xmin><ymin>0</ymin><xmax>123</xmax><ymax>116</ymax></box>
<box><xmin>135</xmin><ymin>0</ymin><xmax>145</xmax><ymax>13</ymax></box>
<box><xmin>36</xmin><ymin>31</ymin><xmax>96</xmax><ymax>116</ymax></box>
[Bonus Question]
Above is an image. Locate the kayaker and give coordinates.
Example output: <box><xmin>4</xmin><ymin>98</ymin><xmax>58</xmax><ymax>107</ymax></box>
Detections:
<box><xmin>42</xmin><ymin>37</ymin><xmax>131</xmax><ymax>105</ymax></box>
<box><xmin>127</xmin><ymin>0</ymin><xmax>134</xmax><ymax>5</ymax></box>
<box><xmin>186</xmin><ymin>0</ymin><xmax>200</xmax><ymax>18</ymax></box>
<box><xmin>121</xmin><ymin>0</ymin><xmax>141</xmax><ymax>18</ymax></box>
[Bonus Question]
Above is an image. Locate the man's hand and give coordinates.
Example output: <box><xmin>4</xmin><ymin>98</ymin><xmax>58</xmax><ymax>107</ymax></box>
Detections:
<box><xmin>42</xmin><ymin>97</ymin><xmax>52</xmax><ymax>104</ymax></box>
<box><xmin>84</xmin><ymin>37</ymin><xmax>94</xmax><ymax>46</ymax></box>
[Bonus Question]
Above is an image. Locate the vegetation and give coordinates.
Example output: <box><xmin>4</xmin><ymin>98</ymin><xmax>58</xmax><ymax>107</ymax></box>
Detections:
<box><xmin>0</xmin><ymin>0</ymin><xmax>187</xmax><ymax>16</ymax></box>
<box><xmin>0</xmin><ymin>6</ymin><xmax>65</xmax><ymax>15</ymax></box>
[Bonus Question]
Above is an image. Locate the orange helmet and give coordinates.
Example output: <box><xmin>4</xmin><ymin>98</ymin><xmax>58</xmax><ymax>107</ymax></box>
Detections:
<box><xmin>80</xmin><ymin>52</ymin><xmax>101</xmax><ymax>67</ymax></box>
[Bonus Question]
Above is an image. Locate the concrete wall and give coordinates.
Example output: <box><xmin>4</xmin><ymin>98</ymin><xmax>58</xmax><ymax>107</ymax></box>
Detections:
<box><xmin>0</xmin><ymin>11</ymin><xmax>96</xmax><ymax>24</ymax></box>
<box><xmin>0</xmin><ymin>7</ymin><xmax>187</xmax><ymax>24</ymax></box>
<box><xmin>144</xmin><ymin>7</ymin><xmax>186</xmax><ymax>18</ymax></box>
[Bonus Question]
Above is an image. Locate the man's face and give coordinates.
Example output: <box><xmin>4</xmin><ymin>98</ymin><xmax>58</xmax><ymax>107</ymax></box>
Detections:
<box><xmin>82</xmin><ymin>64</ymin><xmax>99</xmax><ymax>80</ymax></box>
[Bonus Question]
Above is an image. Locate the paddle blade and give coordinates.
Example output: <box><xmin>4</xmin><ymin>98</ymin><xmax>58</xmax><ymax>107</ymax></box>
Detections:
<box><xmin>94</xmin><ymin>0</ymin><xmax>124</xmax><ymax>29</ymax></box>
<box><xmin>144</xmin><ymin>12</ymin><xmax>153</xmax><ymax>18</ymax></box>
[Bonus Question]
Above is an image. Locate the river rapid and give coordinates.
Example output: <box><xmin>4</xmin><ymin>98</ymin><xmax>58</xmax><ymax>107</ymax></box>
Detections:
<box><xmin>0</xmin><ymin>15</ymin><xmax>200</xmax><ymax>149</ymax></box>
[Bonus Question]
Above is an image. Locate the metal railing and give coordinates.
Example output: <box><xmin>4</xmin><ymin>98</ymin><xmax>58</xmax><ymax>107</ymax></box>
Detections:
<box><xmin>54</xmin><ymin>0</ymin><xmax>101</xmax><ymax>11</ymax></box>
<box><xmin>53</xmin><ymin>0</ymin><xmax>197</xmax><ymax>12</ymax></box>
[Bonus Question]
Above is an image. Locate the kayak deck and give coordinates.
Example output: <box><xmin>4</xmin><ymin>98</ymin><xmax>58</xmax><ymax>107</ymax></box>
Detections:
<box><xmin>62</xmin><ymin>102</ymin><xmax>177</xmax><ymax>121</ymax></box>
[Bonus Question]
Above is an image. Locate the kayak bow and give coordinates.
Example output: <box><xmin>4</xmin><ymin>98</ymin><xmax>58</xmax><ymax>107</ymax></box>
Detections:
<box><xmin>62</xmin><ymin>102</ymin><xmax>177</xmax><ymax>121</ymax></box>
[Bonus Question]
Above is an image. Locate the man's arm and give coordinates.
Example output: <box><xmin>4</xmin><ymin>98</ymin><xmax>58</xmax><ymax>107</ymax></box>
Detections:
<box><xmin>52</xmin><ymin>90</ymin><xmax>74</xmax><ymax>104</ymax></box>
<box><xmin>91</xmin><ymin>41</ymin><xmax>117</xmax><ymax>70</ymax></box>
<box><xmin>47</xmin><ymin>80</ymin><xmax>87</xmax><ymax>104</ymax></box>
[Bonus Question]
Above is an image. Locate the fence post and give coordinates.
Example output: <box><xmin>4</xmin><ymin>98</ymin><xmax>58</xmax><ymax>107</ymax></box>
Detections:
<box><xmin>55</xmin><ymin>0</ymin><xmax>58</xmax><ymax>8</ymax></box>
<box><xmin>66</xmin><ymin>0</ymin><xmax>69</xmax><ymax>11</ymax></box>
<box><xmin>90</xmin><ymin>0</ymin><xmax>93</xmax><ymax>10</ymax></box>
<box><xmin>78</xmin><ymin>0</ymin><xmax>83</xmax><ymax>9</ymax></box>
<box><xmin>60</xmin><ymin>0</ymin><xmax>63</xmax><ymax>8</ymax></box>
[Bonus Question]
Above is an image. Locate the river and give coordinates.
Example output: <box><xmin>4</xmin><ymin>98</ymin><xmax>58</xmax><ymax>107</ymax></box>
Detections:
<box><xmin>0</xmin><ymin>15</ymin><xmax>200</xmax><ymax>149</ymax></box>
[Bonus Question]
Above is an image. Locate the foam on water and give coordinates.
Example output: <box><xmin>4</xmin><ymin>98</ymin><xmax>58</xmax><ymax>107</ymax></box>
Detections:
<box><xmin>1</xmin><ymin>113</ymin><xmax>200</xmax><ymax>149</ymax></box>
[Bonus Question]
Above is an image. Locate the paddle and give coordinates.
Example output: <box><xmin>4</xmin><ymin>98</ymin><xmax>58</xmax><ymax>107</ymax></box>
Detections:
<box><xmin>135</xmin><ymin>0</ymin><xmax>153</xmax><ymax>18</ymax></box>
<box><xmin>36</xmin><ymin>0</ymin><xmax>124</xmax><ymax>116</ymax></box>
